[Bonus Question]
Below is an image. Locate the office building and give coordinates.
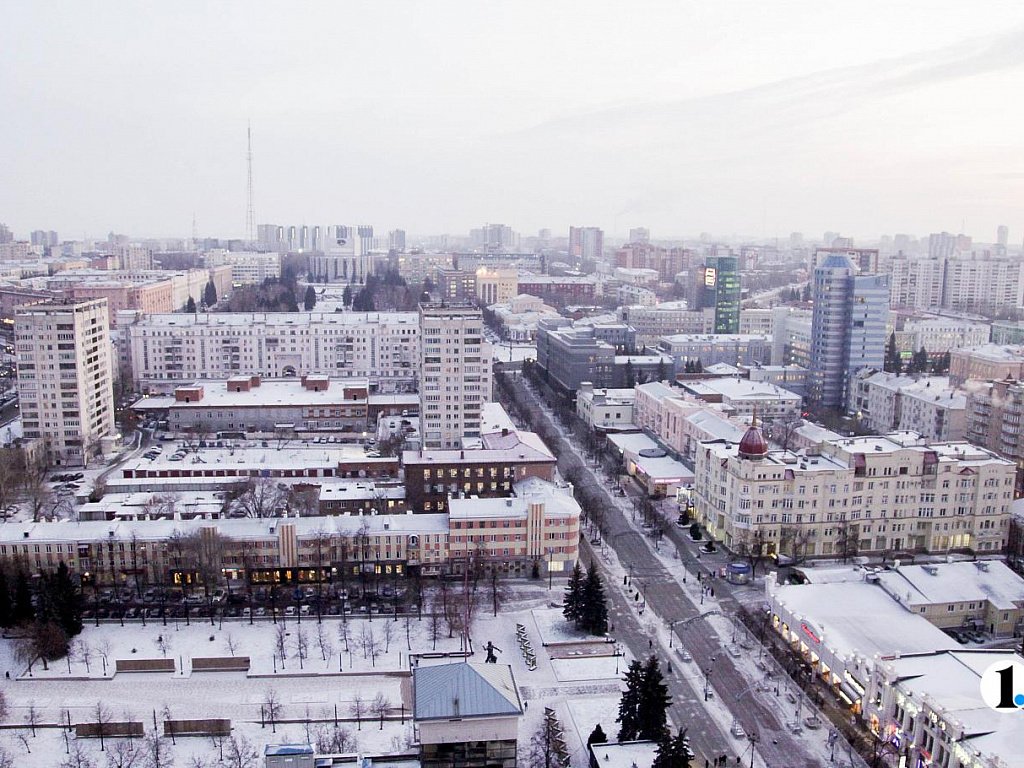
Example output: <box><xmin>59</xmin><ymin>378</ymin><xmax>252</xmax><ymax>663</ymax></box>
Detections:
<box><xmin>388</xmin><ymin>229</ymin><xmax>406</xmax><ymax>252</ymax></box>
<box><xmin>475</xmin><ymin>267</ymin><xmax>518</xmax><ymax>306</ymax></box>
<box><xmin>204</xmin><ymin>250</ymin><xmax>281</xmax><ymax>285</ymax></box>
<box><xmin>435</xmin><ymin>267</ymin><xmax>476</xmax><ymax>302</ymax></box>
<box><xmin>628</xmin><ymin>227</ymin><xmax>650</xmax><ymax>244</ymax></box>
<box><xmin>0</xmin><ymin>224</ymin><xmax>12</xmax><ymax>244</ymax></box>
<box><xmin>949</xmin><ymin>344</ymin><xmax>1024</xmax><ymax>387</ymax></box>
<box><xmin>469</xmin><ymin>224</ymin><xmax>518</xmax><ymax>251</ymax></box>
<box><xmin>810</xmin><ymin>247</ymin><xmax>879</xmax><ymax>274</ymax></box>
<box><xmin>30</xmin><ymin>230</ymin><xmax>59</xmax><ymax>248</ymax></box>
<box><xmin>568</xmin><ymin>226</ymin><xmax>604</xmax><ymax>262</ymax></box>
<box><xmin>419</xmin><ymin>302</ymin><xmax>492</xmax><ymax>448</ymax></box>
<box><xmin>16</xmin><ymin>299</ymin><xmax>116</xmax><ymax>466</ymax></box>
<box><xmin>656</xmin><ymin>333</ymin><xmax>772</xmax><ymax>370</ymax></box>
<box><xmin>808</xmin><ymin>253</ymin><xmax>888</xmax><ymax>410</ymax></box>
<box><xmin>695</xmin><ymin>255</ymin><xmax>740</xmax><ymax>334</ymax></box>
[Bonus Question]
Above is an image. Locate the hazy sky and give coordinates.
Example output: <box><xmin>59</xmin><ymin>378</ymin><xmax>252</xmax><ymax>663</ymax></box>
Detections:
<box><xmin>3</xmin><ymin>1</ymin><xmax>1024</xmax><ymax>242</ymax></box>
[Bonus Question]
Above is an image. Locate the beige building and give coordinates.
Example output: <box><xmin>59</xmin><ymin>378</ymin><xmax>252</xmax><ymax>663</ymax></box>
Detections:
<box><xmin>849</xmin><ymin>371</ymin><xmax>967</xmax><ymax>441</ymax></box>
<box><xmin>15</xmin><ymin>298</ymin><xmax>116</xmax><ymax>466</ymax></box>
<box><xmin>693</xmin><ymin>427</ymin><xmax>1015</xmax><ymax>560</ymax></box>
<box><xmin>419</xmin><ymin>302</ymin><xmax>492</xmax><ymax>448</ymax></box>
<box><xmin>575</xmin><ymin>383</ymin><xmax>636</xmax><ymax>431</ymax></box>
<box><xmin>949</xmin><ymin>344</ymin><xmax>1024</xmax><ymax>387</ymax></box>
<box><xmin>475</xmin><ymin>267</ymin><xmax>518</xmax><ymax>306</ymax></box>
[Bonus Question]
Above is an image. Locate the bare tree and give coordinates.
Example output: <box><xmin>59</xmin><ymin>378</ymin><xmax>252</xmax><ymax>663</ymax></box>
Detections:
<box><xmin>314</xmin><ymin>722</ymin><xmax>356</xmax><ymax>754</ymax></box>
<box><xmin>294</xmin><ymin>626</ymin><xmax>309</xmax><ymax>670</ymax></box>
<box><xmin>222</xmin><ymin>735</ymin><xmax>259</xmax><ymax>768</ymax></box>
<box><xmin>358</xmin><ymin>624</ymin><xmax>380</xmax><ymax>666</ymax></box>
<box><xmin>143</xmin><ymin>728</ymin><xmax>172</xmax><ymax>768</ymax></box>
<box><xmin>835</xmin><ymin>516</ymin><xmax>860</xmax><ymax>564</ymax></box>
<box><xmin>154</xmin><ymin>635</ymin><xmax>171</xmax><ymax>658</ymax></box>
<box><xmin>380</xmin><ymin>620</ymin><xmax>396</xmax><ymax>654</ymax></box>
<box><xmin>779</xmin><ymin>526</ymin><xmax>812</xmax><ymax>566</ymax></box>
<box><xmin>60</xmin><ymin>741</ymin><xmax>97</xmax><ymax>768</ymax></box>
<box><xmin>403</xmin><ymin>614</ymin><xmax>415</xmax><ymax>651</ymax></box>
<box><xmin>234</xmin><ymin>477</ymin><xmax>288</xmax><ymax>519</ymax></box>
<box><xmin>25</xmin><ymin>701</ymin><xmax>40</xmax><ymax>736</ymax></box>
<box><xmin>274</xmin><ymin>623</ymin><xmax>288</xmax><ymax>670</ymax></box>
<box><xmin>262</xmin><ymin>689</ymin><xmax>282</xmax><ymax>734</ymax></box>
<box><xmin>93</xmin><ymin>701</ymin><xmax>112</xmax><ymax>752</ymax></box>
<box><xmin>0</xmin><ymin>745</ymin><xmax>14</xmax><ymax>768</ymax></box>
<box><xmin>105</xmin><ymin>739</ymin><xmax>141</xmax><ymax>768</ymax></box>
<box><xmin>349</xmin><ymin>693</ymin><xmax>365</xmax><ymax>730</ymax></box>
<box><xmin>371</xmin><ymin>692</ymin><xmax>391</xmax><ymax>730</ymax></box>
<box><xmin>428</xmin><ymin>596</ymin><xmax>442</xmax><ymax>651</ymax></box>
<box><xmin>315</xmin><ymin>623</ymin><xmax>333</xmax><ymax>663</ymax></box>
<box><xmin>737</xmin><ymin>530</ymin><xmax>770</xmax><ymax>577</ymax></box>
<box><xmin>97</xmin><ymin>638</ymin><xmax>112</xmax><ymax>671</ymax></box>
<box><xmin>0</xmin><ymin>447</ymin><xmax>24</xmax><ymax>521</ymax></box>
<box><xmin>223</xmin><ymin>633</ymin><xmax>238</xmax><ymax>657</ymax></box>
<box><xmin>337</xmin><ymin>619</ymin><xmax>351</xmax><ymax>655</ymax></box>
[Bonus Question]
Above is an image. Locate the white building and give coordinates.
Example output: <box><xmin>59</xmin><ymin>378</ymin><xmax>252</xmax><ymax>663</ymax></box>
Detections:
<box><xmin>617</xmin><ymin>302</ymin><xmax>711</xmax><ymax>345</ymax></box>
<box><xmin>126</xmin><ymin>311</ymin><xmax>420</xmax><ymax>393</ymax></box>
<box><xmin>849</xmin><ymin>371</ymin><xmax>966</xmax><ymax>441</ymax></box>
<box><xmin>419</xmin><ymin>302</ymin><xmax>492</xmax><ymax>448</ymax></box>
<box><xmin>616</xmin><ymin>283</ymin><xmax>657</xmax><ymax>307</ymax></box>
<box><xmin>489</xmin><ymin>294</ymin><xmax>559</xmax><ymax>342</ymax></box>
<box><xmin>770</xmin><ymin>307</ymin><xmax>813</xmax><ymax>367</ymax></box>
<box><xmin>575</xmin><ymin>383</ymin><xmax>636</xmax><ymax>431</ymax></box>
<box><xmin>16</xmin><ymin>298</ymin><xmax>116</xmax><ymax>465</ymax></box>
<box><xmin>204</xmin><ymin>250</ymin><xmax>281</xmax><ymax>285</ymax></box>
<box><xmin>739</xmin><ymin>308</ymin><xmax>775</xmax><ymax>336</ymax></box>
<box><xmin>679</xmin><ymin>377</ymin><xmax>802</xmax><ymax>424</ymax></box>
<box><xmin>901</xmin><ymin>316</ymin><xmax>991</xmax><ymax>356</ymax></box>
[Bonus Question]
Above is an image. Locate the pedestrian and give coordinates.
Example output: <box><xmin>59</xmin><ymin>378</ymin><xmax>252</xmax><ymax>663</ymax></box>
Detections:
<box><xmin>524</xmin><ymin>701</ymin><xmax>528</xmax><ymax>710</ymax></box>
<box><xmin>667</xmin><ymin>662</ymin><xmax>672</xmax><ymax>674</ymax></box>
<box><xmin>649</xmin><ymin>639</ymin><xmax>653</xmax><ymax>649</ymax></box>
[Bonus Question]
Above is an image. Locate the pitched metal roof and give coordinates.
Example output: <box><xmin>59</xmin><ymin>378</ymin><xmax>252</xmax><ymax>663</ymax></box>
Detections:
<box><xmin>413</xmin><ymin>662</ymin><xmax>522</xmax><ymax>721</ymax></box>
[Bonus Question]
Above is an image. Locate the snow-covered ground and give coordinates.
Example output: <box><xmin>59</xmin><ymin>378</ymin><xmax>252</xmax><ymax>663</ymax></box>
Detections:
<box><xmin>0</xmin><ymin>585</ymin><xmax>630</xmax><ymax>767</ymax></box>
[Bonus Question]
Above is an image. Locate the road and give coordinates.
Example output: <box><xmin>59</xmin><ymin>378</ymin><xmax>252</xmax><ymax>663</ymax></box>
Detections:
<box><xmin>505</xmin><ymin>376</ymin><xmax>827</xmax><ymax>768</ymax></box>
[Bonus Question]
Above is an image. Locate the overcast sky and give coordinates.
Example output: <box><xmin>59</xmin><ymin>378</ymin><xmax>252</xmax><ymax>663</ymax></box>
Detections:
<box><xmin>3</xmin><ymin>1</ymin><xmax>1024</xmax><ymax>243</ymax></box>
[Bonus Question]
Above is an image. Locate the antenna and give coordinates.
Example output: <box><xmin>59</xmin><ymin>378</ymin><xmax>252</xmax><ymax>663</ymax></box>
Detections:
<box><xmin>191</xmin><ymin>212</ymin><xmax>198</xmax><ymax>250</ymax></box>
<box><xmin>245</xmin><ymin>122</ymin><xmax>256</xmax><ymax>245</ymax></box>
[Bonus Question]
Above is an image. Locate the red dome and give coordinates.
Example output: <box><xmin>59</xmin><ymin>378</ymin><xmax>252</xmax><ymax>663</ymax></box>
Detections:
<box><xmin>737</xmin><ymin>424</ymin><xmax>768</xmax><ymax>460</ymax></box>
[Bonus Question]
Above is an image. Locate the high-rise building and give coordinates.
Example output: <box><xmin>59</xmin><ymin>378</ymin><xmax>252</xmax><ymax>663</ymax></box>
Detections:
<box><xmin>16</xmin><ymin>299</ymin><xmax>116</xmax><ymax>466</ymax></box>
<box><xmin>997</xmin><ymin>225</ymin><xmax>1009</xmax><ymax>248</ymax></box>
<box><xmin>0</xmin><ymin>224</ymin><xmax>12</xmax><ymax>244</ymax></box>
<box><xmin>469</xmin><ymin>224</ymin><xmax>518</xmax><ymax>251</ymax></box>
<box><xmin>810</xmin><ymin>247</ymin><xmax>879</xmax><ymax>273</ymax></box>
<box><xmin>419</xmin><ymin>302</ymin><xmax>492</xmax><ymax>448</ymax></box>
<box><xmin>697</xmin><ymin>255</ymin><xmax>740</xmax><ymax>334</ymax></box>
<box><xmin>30</xmin><ymin>230</ymin><xmax>59</xmax><ymax>247</ymax></box>
<box><xmin>389</xmin><ymin>229</ymin><xmax>407</xmax><ymax>252</ymax></box>
<box><xmin>628</xmin><ymin>227</ymin><xmax>650</xmax><ymax>244</ymax></box>
<box><xmin>809</xmin><ymin>254</ymin><xmax>889</xmax><ymax>410</ymax></box>
<box><xmin>568</xmin><ymin>226</ymin><xmax>604</xmax><ymax>262</ymax></box>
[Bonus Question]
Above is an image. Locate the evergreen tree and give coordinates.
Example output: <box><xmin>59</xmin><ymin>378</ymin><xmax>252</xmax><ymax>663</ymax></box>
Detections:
<box><xmin>637</xmin><ymin>655</ymin><xmax>672</xmax><ymax>741</ymax></box>
<box><xmin>582</xmin><ymin>565</ymin><xmax>608</xmax><ymax>635</ymax></box>
<box><xmin>563</xmin><ymin>561</ymin><xmax>584</xmax><ymax>626</ymax></box>
<box><xmin>653</xmin><ymin>728</ymin><xmax>692</xmax><ymax>768</ymax></box>
<box><xmin>801</xmin><ymin>283</ymin><xmax>812</xmax><ymax>302</ymax></box>
<box><xmin>587</xmin><ymin>724</ymin><xmax>607</xmax><ymax>746</ymax></box>
<box><xmin>203</xmin><ymin>279</ymin><xmax>217</xmax><ymax>307</ymax></box>
<box><xmin>885</xmin><ymin>332</ymin><xmax>902</xmax><ymax>374</ymax></box>
<box><xmin>185</xmin><ymin>296</ymin><xmax>197</xmax><ymax>313</ymax></box>
<box><xmin>616</xmin><ymin>659</ymin><xmax>645</xmax><ymax>741</ymax></box>
<box><xmin>51</xmin><ymin>561</ymin><xmax>83</xmax><ymax>637</ymax></box>
<box><xmin>624</xmin><ymin>361</ymin><xmax>636</xmax><ymax>388</ymax></box>
<box><xmin>304</xmin><ymin>285</ymin><xmax>317</xmax><ymax>311</ymax></box>
<box><xmin>12</xmin><ymin>569</ymin><xmax>34</xmax><ymax>625</ymax></box>
<box><xmin>342</xmin><ymin>284</ymin><xmax>353</xmax><ymax>308</ymax></box>
<box><xmin>657</xmin><ymin>360</ymin><xmax>667</xmax><ymax>382</ymax></box>
<box><xmin>692</xmin><ymin>358</ymin><xmax>703</xmax><ymax>374</ymax></box>
<box><xmin>0</xmin><ymin>569</ymin><xmax>11</xmax><ymax>628</ymax></box>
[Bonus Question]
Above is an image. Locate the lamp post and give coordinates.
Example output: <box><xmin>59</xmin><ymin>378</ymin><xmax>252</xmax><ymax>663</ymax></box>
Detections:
<box><xmin>547</xmin><ymin>547</ymin><xmax>554</xmax><ymax>591</ymax></box>
<box><xmin>669</xmin><ymin>620</ymin><xmax>678</xmax><ymax>648</ymax></box>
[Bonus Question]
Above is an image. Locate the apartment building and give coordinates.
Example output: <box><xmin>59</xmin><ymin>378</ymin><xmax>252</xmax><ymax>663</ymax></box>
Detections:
<box><xmin>617</xmin><ymin>302</ymin><xmax>711</xmax><ymax>345</ymax></box>
<box><xmin>900</xmin><ymin>316</ymin><xmax>990</xmax><ymax>356</ymax></box>
<box><xmin>771</xmin><ymin>307</ymin><xmax>813</xmax><ymax>367</ymax></box>
<box><xmin>965</xmin><ymin>378</ymin><xmax>1024</xmax><ymax>490</ymax></box>
<box><xmin>849</xmin><ymin>371</ymin><xmax>966</xmax><ymax>441</ymax></box>
<box><xmin>126</xmin><ymin>311</ymin><xmax>420</xmax><ymax>393</ymax></box>
<box><xmin>15</xmin><ymin>298</ymin><xmax>116</xmax><ymax>465</ymax></box>
<box><xmin>204</xmin><ymin>250</ymin><xmax>281</xmax><ymax>285</ymax></box>
<box><xmin>656</xmin><ymin>333</ymin><xmax>772</xmax><ymax>370</ymax></box>
<box><xmin>678</xmin><ymin>377</ymin><xmax>802</xmax><ymax>424</ymax></box>
<box><xmin>419</xmin><ymin>302</ymin><xmax>492</xmax><ymax>448</ymax></box>
<box><xmin>693</xmin><ymin>427</ymin><xmax>1015</xmax><ymax>559</ymax></box>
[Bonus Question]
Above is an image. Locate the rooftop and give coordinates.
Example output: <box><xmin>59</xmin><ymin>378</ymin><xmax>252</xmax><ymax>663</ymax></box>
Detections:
<box><xmin>413</xmin><ymin>662</ymin><xmax>522</xmax><ymax>721</ymax></box>
<box><xmin>875</xmin><ymin>561</ymin><xmax>1024</xmax><ymax>610</ymax></box>
<box><xmin>130</xmin><ymin>311</ymin><xmax>419</xmax><ymax>328</ymax></box>
<box><xmin>681</xmin><ymin>377</ymin><xmax>802</xmax><ymax>402</ymax></box>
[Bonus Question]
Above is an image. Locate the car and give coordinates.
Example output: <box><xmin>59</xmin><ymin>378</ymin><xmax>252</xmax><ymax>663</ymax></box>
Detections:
<box><xmin>968</xmin><ymin>630</ymin><xmax>986</xmax><ymax>644</ymax></box>
<box><xmin>284</xmin><ymin>606</ymin><xmax>297</xmax><ymax>617</ymax></box>
<box><xmin>146</xmin><ymin>607</ymin><xmax>162</xmax><ymax>618</ymax></box>
<box><xmin>254</xmin><ymin>607</ymin><xmax>267</xmax><ymax>617</ymax></box>
<box><xmin>299</xmin><ymin>604</ymin><xmax>311</xmax><ymax>616</ymax></box>
<box><xmin>242</xmin><ymin>607</ymin><xmax>252</xmax><ymax>618</ymax></box>
<box><xmin>676</xmin><ymin>648</ymin><xmax>693</xmax><ymax>662</ymax></box>
<box><xmin>169</xmin><ymin>455</ymin><xmax>183</xmax><ymax>461</ymax></box>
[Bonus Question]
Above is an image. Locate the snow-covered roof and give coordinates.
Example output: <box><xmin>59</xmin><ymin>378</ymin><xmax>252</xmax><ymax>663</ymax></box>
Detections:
<box><xmin>771</xmin><ymin>580</ymin><xmax>955</xmax><ymax>663</ymax></box>
<box><xmin>588</xmin><ymin>741</ymin><xmax>659</xmax><ymax>768</ymax></box>
<box><xmin>879</xmin><ymin>650</ymin><xmax>1024</xmax><ymax>768</ymax></box>
<box><xmin>413</xmin><ymin>662</ymin><xmax>522</xmax><ymax>721</ymax></box>
<box><xmin>448</xmin><ymin>478</ymin><xmax>580</xmax><ymax>521</ymax></box>
<box><xmin>875</xmin><ymin>561</ymin><xmax>1024</xmax><ymax>610</ymax></box>
<box><xmin>140</xmin><ymin>379</ymin><xmax>373</xmax><ymax>410</ymax></box>
<box><xmin>681</xmin><ymin>377</ymin><xmax>802</xmax><ymax>402</ymax></box>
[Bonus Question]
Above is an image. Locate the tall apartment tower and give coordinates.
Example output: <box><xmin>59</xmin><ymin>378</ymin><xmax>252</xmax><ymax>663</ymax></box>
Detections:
<box><xmin>419</xmin><ymin>302</ymin><xmax>492</xmax><ymax>449</ymax></box>
<box><xmin>809</xmin><ymin>254</ymin><xmax>888</xmax><ymax>410</ymax></box>
<box><xmin>15</xmin><ymin>298</ymin><xmax>116</xmax><ymax>466</ymax></box>
<box><xmin>568</xmin><ymin>226</ymin><xmax>604</xmax><ymax>262</ymax></box>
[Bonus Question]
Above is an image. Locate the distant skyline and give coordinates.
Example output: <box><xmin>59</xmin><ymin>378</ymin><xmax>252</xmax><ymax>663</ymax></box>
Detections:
<box><xmin>3</xmin><ymin>2</ymin><xmax>1024</xmax><ymax>241</ymax></box>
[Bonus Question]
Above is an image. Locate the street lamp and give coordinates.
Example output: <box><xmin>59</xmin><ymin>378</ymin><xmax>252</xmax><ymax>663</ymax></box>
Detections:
<box><xmin>669</xmin><ymin>620</ymin><xmax>678</xmax><ymax>648</ymax></box>
<box><xmin>547</xmin><ymin>548</ymin><xmax>554</xmax><ymax>590</ymax></box>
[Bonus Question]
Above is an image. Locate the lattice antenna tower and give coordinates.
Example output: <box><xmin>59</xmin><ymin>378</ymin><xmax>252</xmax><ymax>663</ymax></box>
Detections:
<box><xmin>245</xmin><ymin>122</ymin><xmax>256</xmax><ymax>244</ymax></box>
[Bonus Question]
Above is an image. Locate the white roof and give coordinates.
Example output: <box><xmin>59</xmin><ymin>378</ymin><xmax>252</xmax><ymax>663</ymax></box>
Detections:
<box><xmin>682</xmin><ymin>377</ymin><xmax>802</xmax><ymax>402</ymax></box>
<box><xmin>147</xmin><ymin>379</ymin><xmax>372</xmax><ymax>410</ymax></box>
<box><xmin>589</xmin><ymin>741</ymin><xmax>658</xmax><ymax>768</ymax></box>
<box><xmin>880</xmin><ymin>650</ymin><xmax>1024</xmax><ymax>768</ymax></box>
<box><xmin>876</xmin><ymin>561</ymin><xmax>1024</xmax><ymax>610</ymax></box>
<box><xmin>771</xmin><ymin>580</ymin><xmax>955</xmax><ymax>663</ymax></box>
<box><xmin>131</xmin><ymin>311</ymin><xmax>419</xmax><ymax>328</ymax></box>
<box><xmin>448</xmin><ymin>478</ymin><xmax>580</xmax><ymax>520</ymax></box>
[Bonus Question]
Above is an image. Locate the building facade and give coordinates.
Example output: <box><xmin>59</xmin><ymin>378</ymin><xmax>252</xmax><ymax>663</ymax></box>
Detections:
<box><xmin>16</xmin><ymin>299</ymin><xmax>116</xmax><ymax>466</ymax></box>
<box><xmin>419</xmin><ymin>302</ymin><xmax>492</xmax><ymax>448</ymax></box>
<box><xmin>126</xmin><ymin>311</ymin><xmax>420</xmax><ymax>393</ymax></box>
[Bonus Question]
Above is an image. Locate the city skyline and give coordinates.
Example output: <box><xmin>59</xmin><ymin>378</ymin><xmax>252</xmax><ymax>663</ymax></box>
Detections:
<box><xmin>3</xmin><ymin>2</ymin><xmax>1024</xmax><ymax>240</ymax></box>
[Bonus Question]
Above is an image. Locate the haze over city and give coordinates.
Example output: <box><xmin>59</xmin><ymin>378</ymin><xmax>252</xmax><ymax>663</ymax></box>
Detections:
<box><xmin>3</xmin><ymin>1</ymin><xmax>1024</xmax><ymax>239</ymax></box>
